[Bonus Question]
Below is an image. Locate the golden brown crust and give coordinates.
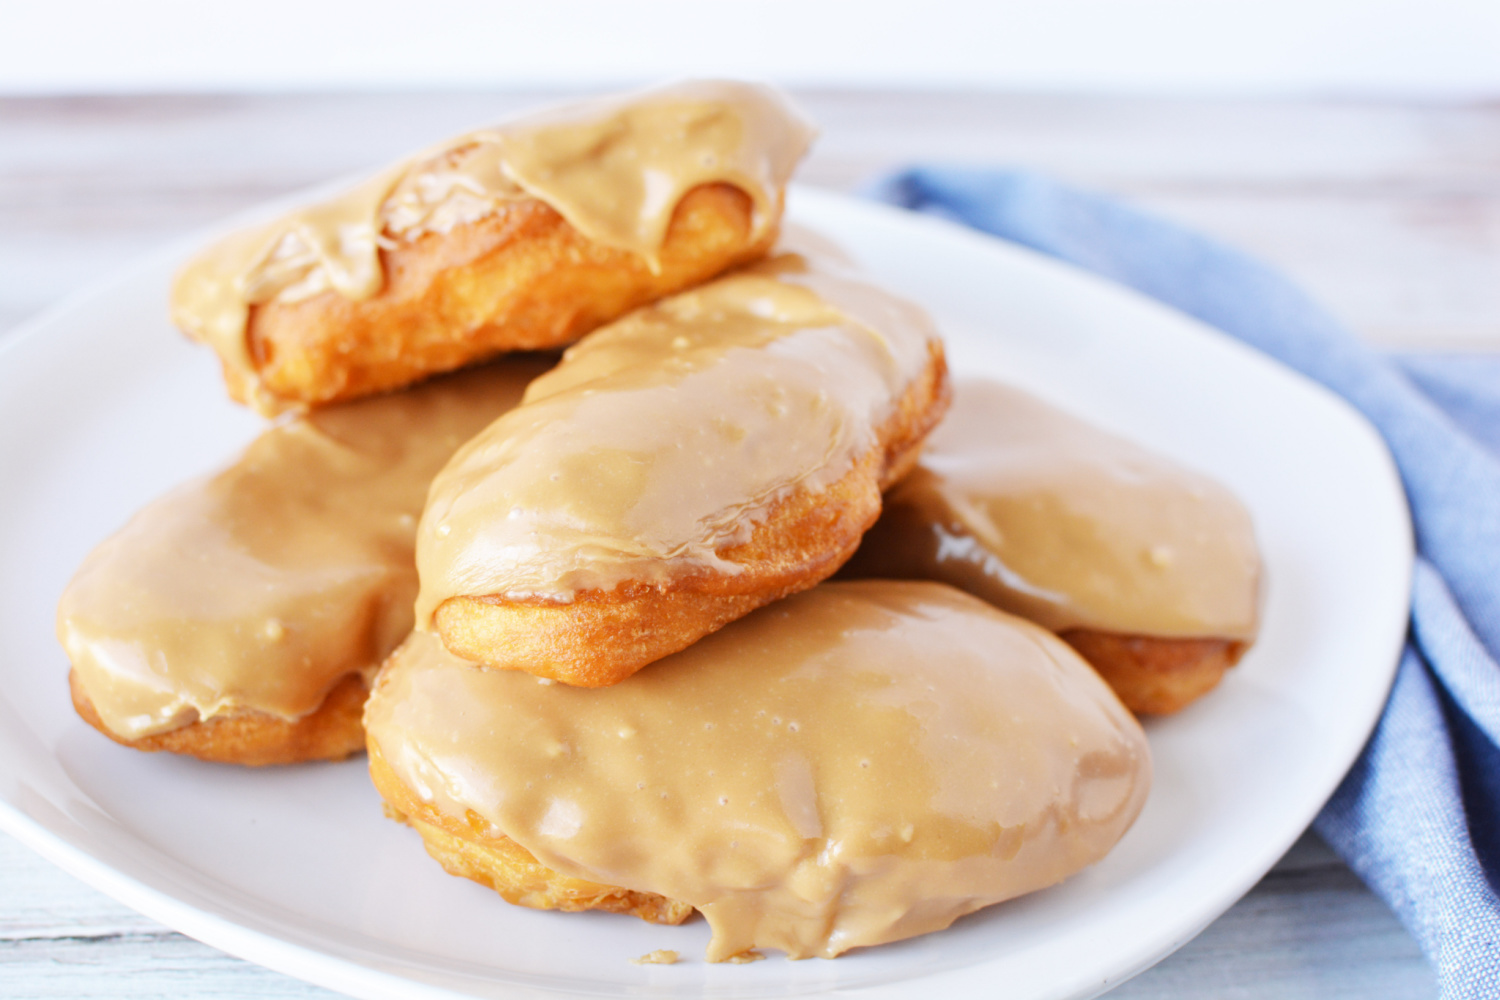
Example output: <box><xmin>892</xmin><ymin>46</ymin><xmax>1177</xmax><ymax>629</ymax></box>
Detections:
<box><xmin>1060</xmin><ymin>629</ymin><xmax>1249</xmax><ymax>715</ymax></box>
<box><xmin>244</xmin><ymin>184</ymin><xmax>772</xmax><ymax>408</ymax></box>
<box><xmin>367</xmin><ymin>738</ymin><xmax>693</xmax><ymax>924</ymax></box>
<box><xmin>875</xmin><ymin>343</ymin><xmax>952</xmax><ymax>492</ymax></box>
<box><xmin>69</xmin><ymin>669</ymin><xmax>368</xmax><ymax>766</ymax></box>
<box><xmin>432</xmin><ymin>341</ymin><xmax>951</xmax><ymax>687</ymax></box>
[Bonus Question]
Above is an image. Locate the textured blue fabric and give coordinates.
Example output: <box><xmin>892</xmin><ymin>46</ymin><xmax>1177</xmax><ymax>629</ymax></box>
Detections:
<box><xmin>868</xmin><ymin>168</ymin><xmax>1500</xmax><ymax>998</ymax></box>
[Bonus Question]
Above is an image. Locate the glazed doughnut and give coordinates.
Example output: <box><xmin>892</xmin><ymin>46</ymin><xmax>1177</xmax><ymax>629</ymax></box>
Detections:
<box><xmin>414</xmin><ymin>250</ymin><xmax>951</xmax><ymax>686</ymax></box>
<box><xmin>842</xmin><ymin>378</ymin><xmax>1262</xmax><ymax>714</ymax></box>
<box><xmin>57</xmin><ymin>358</ymin><xmax>550</xmax><ymax>765</ymax></box>
<box><xmin>364</xmin><ymin>581</ymin><xmax>1151</xmax><ymax>961</ymax></box>
<box><xmin>171</xmin><ymin>81</ymin><xmax>814</xmax><ymax>415</ymax></box>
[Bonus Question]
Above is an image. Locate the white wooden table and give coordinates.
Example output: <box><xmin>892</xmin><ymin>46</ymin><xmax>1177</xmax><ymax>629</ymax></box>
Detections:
<box><xmin>6</xmin><ymin>89</ymin><xmax>1493</xmax><ymax>998</ymax></box>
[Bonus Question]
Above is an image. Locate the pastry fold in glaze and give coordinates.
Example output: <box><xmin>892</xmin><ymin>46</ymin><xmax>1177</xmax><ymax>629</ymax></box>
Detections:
<box><xmin>171</xmin><ymin>81</ymin><xmax>814</xmax><ymax>415</ymax></box>
<box><xmin>58</xmin><ymin>360</ymin><xmax>548</xmax><ymax>765</ymax></box>
<box><xmin>414</xmin><ymin>251</ymin><xmax>950</xmax><ymax>686</ymax></box>
<box><xmin>843</xmin><ymin>379</ymin><xmax>1263</xmax><ymax>714</ymax></box>
<box><xmin>364</xmin><ymin>581</ymin><xmax>1151</xmax><ymax>961</ymax></box>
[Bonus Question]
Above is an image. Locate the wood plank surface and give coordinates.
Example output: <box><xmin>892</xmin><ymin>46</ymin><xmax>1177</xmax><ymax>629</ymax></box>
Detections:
<box><xmin>3</xmin><ymin>91</ymin><xmax>1497</xmax><ymax>350</ymax></box>
<box><xmin>3</xmin><ymin>89</ymin><xmax>1483</xmax><ymax>999</ymax></box>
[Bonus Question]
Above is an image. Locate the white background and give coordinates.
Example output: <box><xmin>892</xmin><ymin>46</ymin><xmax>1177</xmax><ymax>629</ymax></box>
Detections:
<box><xmin>4</xmin><ymin>0</ymin><xmax>1500</xmax><ymax>96</ymax></box>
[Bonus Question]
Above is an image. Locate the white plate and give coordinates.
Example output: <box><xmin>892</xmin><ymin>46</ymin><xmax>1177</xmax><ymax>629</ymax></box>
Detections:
<box><xmin>0</xmin><ymin>187</ymin><xmax>1411</xmax><ymax>1000</ymax></box>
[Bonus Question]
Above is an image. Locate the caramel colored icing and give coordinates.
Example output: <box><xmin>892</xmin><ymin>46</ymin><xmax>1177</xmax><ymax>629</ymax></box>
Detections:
<box><xmin>170</xmin><ymin>80</ymin><xmax>815</xmax><ymax>412</ymax></box>
<box><xmin>413</xmin><ymin>251</ymin><xmax>941</xmax><ymax>620</ymax></box>
<box><xmin>366</xmin><ymin>581</ymin><xmax>1151</xmax><ymax>960</ymax></box>
<box><xmin>57</xmin><ymin>360</ymin><xmax>549</xmax><ymax>740</ymax></box>
<box><xmin>851</xmin><ymin>380</ymin><xmax>1261</xmax><ymax>639</ymax></box>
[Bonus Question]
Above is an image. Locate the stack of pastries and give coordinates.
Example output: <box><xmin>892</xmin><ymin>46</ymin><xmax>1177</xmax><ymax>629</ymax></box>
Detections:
<box><xmin>57</xmin><ymin>81</ymin><xmax>1262</xmax><ymax>962</ymax></box>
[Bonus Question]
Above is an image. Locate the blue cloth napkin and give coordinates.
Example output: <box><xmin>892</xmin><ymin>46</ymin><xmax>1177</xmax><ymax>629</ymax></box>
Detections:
<box><xmin>868</xmin><ymin>168</ymin><xmax>1500</xmax><ymax>999</ymax></box>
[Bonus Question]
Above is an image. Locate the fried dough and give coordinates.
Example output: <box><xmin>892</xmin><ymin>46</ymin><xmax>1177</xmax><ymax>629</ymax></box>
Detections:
<box><xmin>171</xmin><ymin>81</ymin><xmax>815</xmax><ymax>414</ymax></box>
<box><xmin>415</xmin><ymin>253</ymin><xmax>950</xmax><ymax>686</ymax></box>
<box><xmin>245</xmin><ymin>184</ymin><xmax>769</xmax><ymax>409</ymax></box>
<box><xmin>58</xmin><ymin>360</ymin><xmax>547</xmax><ymax>763</ymax></box>
<box><xmin>364</xmin><ymin>584</ymin><xmax>1150</xmax><ymax>960</ymax></box>
<box><xmin>841</xmin><ymin>378</ymin><xmax>1261</xmax><ymax>714</ymax></box>
<box><xmin>1061</xmin><ymin>631</ymin><xmax>1250</xmax><ymax>716</ymax></box>
<box><xmin>368</xmin><ymin>740</ymin><xmax>692</xmax><ymax>924</ymax></box>
<box><xmin>70</xmin><ymin>669</ymin><xmax>368</xmax><ymax>767</ymax></box>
